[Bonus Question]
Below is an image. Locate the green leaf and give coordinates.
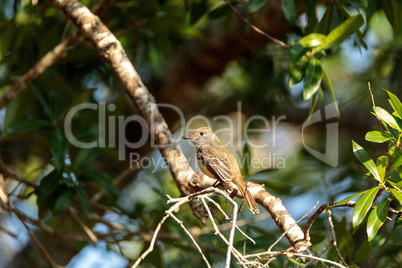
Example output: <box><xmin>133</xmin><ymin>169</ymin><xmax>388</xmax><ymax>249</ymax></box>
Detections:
<box><xmin>373</xmin><ymin>106</ymin><xmax>400</xmax><ymax>130</ymax></box>
<box><xmin>52</xmin><ymin>187</ymin><xmax>73</xmax><ymax>214</ymax></box>
<box><xmin>51</xmin><ymin>128</ymin><xmax>69</xmax><ymax>171</ymax></box>
<box><xmin>304</xmin><ymin>0</ymin><xmax>317</xmax><ymax>33</ymax></box>
<box><xmin>79</xmin><ymin>170</ymin><xmax>120</xmax><ymax>196</ymax></box>
<box><xmin>190</xmin><ymin>0</ymin><xmax>207</xmax><ymax>24</ymax></box>
<box><xmin>333</xmin><ymin>217</ymin><xmax>354</xmax><ymax>258</ymax></box>
<box><xmin>280</xmin><ymin>0</ymin><xmax>296</xmax><ymax>23</ymax></box>
<box><xmin>248</xmin><ymin>0</ymin><xmax>268</xmax><ymax>13</ymax></box>
<box><xmin>395</xmin><ymin>217</ymin><xmax>402</xmax><ymax>230</ymax></box>
<box><xmin>365</xmin><ymin>131</ymin><xmax>393</xmax><ymax>143</ymax></box>
<box><xmin>209</xmin><ymin>4</ymin><xmax>230</xmax><ymax>20</ymax></box>
<box><xmin>71</xmin><ymin>148</ymin><xmax>102</xmax><ymax>170</ymax></box>
<box><xmin>353</xmin><ymin>186</ymin><xmax>380</xmax><ymax>228</ymax></box>
<box><xmin>352</xmin><ymin>141</ymin><xmax>381</xmax><ymax>182</ymax></box>
<box><xmin>326</xmin><ymin>189</ymin><xmax>369</xmax><ymax>210</ymax></box>
<box><xmin>388</xmin><ymin>154</ymin><xmax>402</xmax><ymax>174</ymax></box>
<box><xmin>312</xmin><ymin>14</ymin><xmax>364</xmax><ymax>54</ymax></box>
<box><xmin>37</xmin><ymin>169</ymin><xmax>62</xmax><ymax>199</ymax></box>
<box><xmin>390</xmin><ymin>188</ymin><xmax>402</xmax><ymax>205</ymax></box>
<box><xmin>307</xmin><ymin>91</ymin><xmax>318</xmax><ymax>119</ymax></box>
<box><xmin>5</xmin><ymin>119</ymin><xmax>51</xmax><ymax>135</ymax></box>
<box><xmin>298</xmin><ymin>33</ymin><xmax>327</xmax><ymax>47</ymax></box>
<box><xmin>376</xmin><ymin>156</ymin><xmax>388</xmax><ymax>182</ymax></box>
<box><xmin>74</xmin><ymin>185</ymin><xmax>93</xmax><ymax>217</ymax></box>
<box><xmin>315</xmin><ymin>5</ymin><xmax>333</xmax><ymax>34</ymax></box>
<box><xmin>382</xmin><ymin>0</ymin><xmax>401</xmax><ymax>31</ymax></box>
<box><xmin>366</xmin><ymin>0</ymin><xmax>379</xmax><ymax>23</ymax></box>
<box><xmin>303</xmin><ymin>56</ymin><xmax>322</xmax><ymax>100</ymax></box>
<box><xmin>288</xmin><ymin>56</ymin><xmax>307</xmax><ymax>87</ymax></box>
<box><xmin>289</xmin><ymin>44</ymin><xmax>308</xmax><ymax>68</ymax></box>
<box><xmin>367</xmin><ymin>198</ymin><xmax>391</xmax><ymax>241</ymax></box>
<box><xmin>31</xmin><ymin>86</ymin><xmax>53</xmax><ymax>120</ymax></box>
<box><xmin>354</xmin><ymin>239</ymin><xmax>370</xmax><ymax>263</ymax></box>
<box><xmin>289</xmin><ymin>257</ymin><xmax>305</xmax><ymax>266</ymax></box>
<box><xmin>388</xmin><ymin>173</ymin><xmax>402</xmax><ymax>189</ymax></box>
<box><xmin>322</xmin><ymin>67</ymin><xmax>339</xmax><ymax>116</ymax></box>
<box><xmin>385</xmin><ymin>90</ymin><xmax>402</xmax><ymax>118</ymax></box>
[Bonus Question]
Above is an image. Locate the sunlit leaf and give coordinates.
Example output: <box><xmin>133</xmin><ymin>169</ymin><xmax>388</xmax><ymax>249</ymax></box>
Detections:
<box><xmin>322</xmin><ymin>67</ymin><xmax>339</xmax><ymax>116</ymax></box>
<box><xmin>388</xmin><ymin>173</ymin><xmax>402</xmax><ymax>190</ymax></box>
<box><xmin>367</xmin><ymin>198</ymin><xmax>391</xmax><ymax>241</ymax></box>
<box><xmin>353</xmin><ymin>186</ymin><xmax>380</xmax><ymax>228</ymax></box>
<box><xmin>365</xmin><ymin>131</ymin><xmax>393</xmax><ymax>143</ymax></box>
<box><xmin>390</xmin><ymin>188</ymin><xmax>402</xmax><ymax>205</ymax></box>
<box><xmin>326</xmin><ymin>189</ymin><xmax>369</xmax><ymax>210</ymax></box>
<box><xmin>376</xmin><ymin>156</ymin><xmax>388</xmax><ymax>182</ymax></box>
<box><xmin>312</xmin><ymin>14</ymin><xmax>364</xmax><ymax>54</ymax></box>
<box><xmin>298</xmin><ymin>33</ymin><xmax>327</xmax><ymax>47</ymax></box>
<box><xmin>385</xmin><ymin>89</ymin><xmax>402</xmax><ymax>118</ymax></box>
<box><xmin>303</xmin><ymin>56</ymin><xmax>322</xmax><ymax>100</ymax></box>
<box><xmin>289</xmin><ymin>257</ymin><xmax>305</xmax><ymax>266</ymax></box>
<box><xmin>352</xmin><ymin>141</ymin><xmax>381</xmax><ymax>182</ymax></box>
<box><xmin>388</xmin><ymin>155</ymin><xmax>402</xmax><ymax>174</ymax></box>
<box><xmin>373</xmin><ymin>106</ymin><xmax>400</xmax><ymax>130</ymax></box>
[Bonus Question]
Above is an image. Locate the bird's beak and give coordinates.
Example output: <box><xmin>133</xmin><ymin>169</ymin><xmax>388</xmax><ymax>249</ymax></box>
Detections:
<box><xmin>182</xmin><ymin>135</ymin><xmax>193</xmax><ymax>140</ymax></box>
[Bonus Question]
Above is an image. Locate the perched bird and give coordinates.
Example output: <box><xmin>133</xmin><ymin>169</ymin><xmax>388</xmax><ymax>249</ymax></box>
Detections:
<box><xmin>183</xmin><ymin>127</ymin><xmax>260</xmax><ymax>213</ymax></box>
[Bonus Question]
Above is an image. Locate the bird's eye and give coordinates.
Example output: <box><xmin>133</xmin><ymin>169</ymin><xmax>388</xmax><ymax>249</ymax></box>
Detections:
<box><xmin>200</xmin><ymin>132</ymin><xmax>204</xmax><ymax>136</ymax></box>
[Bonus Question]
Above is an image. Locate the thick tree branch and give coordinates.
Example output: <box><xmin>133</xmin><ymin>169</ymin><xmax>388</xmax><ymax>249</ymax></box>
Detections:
<box><xmin>49</xmin><ymin>0</ymin><xmax>310</xmax><ymax>252</ymax></box>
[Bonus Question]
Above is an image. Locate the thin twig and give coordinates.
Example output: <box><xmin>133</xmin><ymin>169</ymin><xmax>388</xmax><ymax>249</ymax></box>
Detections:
<box><xmin>222</xmin><ymin>0</ymin><xmax>289</xmax><ymax>48</ymax></box>
<box><xmin>206</xmin><ymin>196</ymin><xmax>256</xmax><ymax>244</ymax></box>
<box><xmin>269</xmin><ymin>200</ymin><xmax>319</xmax><ymax>252</ymax></box>
<box><xmin>368</xmin><ymin>82</ymin><xmax>388</xmax><ymax>152</ymax></box>
<box><xmin>132</xmin><ymin>197</ymin><xmax>187</xmax><ymax>267</ymax></box>
<box><xmin>200</xmin><ymin>197</ymin><xmax>247</xmax><ymax>267</ymax></box>
<box><xmin>168</xmin><ymin>212</ymin><xmax>211</xmax><ymax>268</ymax></box>
<box><xmin>68</xmin><ymin>207</ymin><xmax>98</xmax><ymax>243</ymax></box>
<box><xmin>293</xmin><ymin>253</ymin><xmax>347</xmax><ymax>268</ymax></box>
<box><xmin>327</xmin><ymin>210</ymin><xmax>348</xmax><ymax>267</ymax></box>
<box><xmin>10</xmin><ymin>202</ymin><xmax>60</xmax><ymax>268</ymax></box>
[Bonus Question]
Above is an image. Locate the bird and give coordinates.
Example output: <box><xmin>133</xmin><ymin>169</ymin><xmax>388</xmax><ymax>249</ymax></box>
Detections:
<box><xmin>183</xmin><ymin>127</ymin><xmax>260</xmax><ymax>213</ymax></box>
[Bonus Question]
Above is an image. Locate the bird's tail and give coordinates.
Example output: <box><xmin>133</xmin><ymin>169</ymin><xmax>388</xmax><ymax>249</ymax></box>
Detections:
<box><xmin>236</xmin><ymin>177</ymin><xmax>260</xmax><ymax>213</ymax></box>
<box><xmin>244</xmin><ymin>188</ymin><xmax>260</xmax><ymax>214</ymax></box>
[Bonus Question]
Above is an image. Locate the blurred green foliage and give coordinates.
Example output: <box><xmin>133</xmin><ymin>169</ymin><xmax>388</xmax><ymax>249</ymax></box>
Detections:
<box><xmin>2</xmin><ymin>0</ymin><xmax>402</xmax><ymax>267</ymax></box>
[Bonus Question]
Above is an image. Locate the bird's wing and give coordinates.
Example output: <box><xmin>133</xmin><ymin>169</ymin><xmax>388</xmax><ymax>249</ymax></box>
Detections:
<box><xmin>200</xmin><ymin>147</ymin><xmax>235</xmax><ymax>183</ymax></box>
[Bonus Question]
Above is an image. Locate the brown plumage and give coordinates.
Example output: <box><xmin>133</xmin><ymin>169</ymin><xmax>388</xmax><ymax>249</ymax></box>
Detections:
<box><xmin>183</xmin><ymin>127</ymin><xmax>260</xmax><ymax>214</ymax></box>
